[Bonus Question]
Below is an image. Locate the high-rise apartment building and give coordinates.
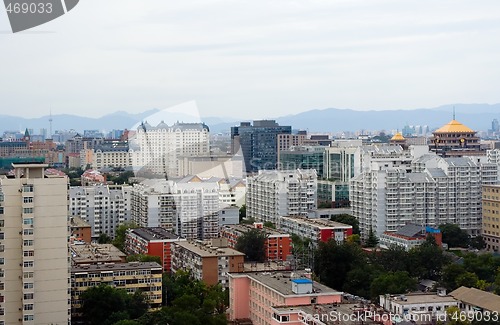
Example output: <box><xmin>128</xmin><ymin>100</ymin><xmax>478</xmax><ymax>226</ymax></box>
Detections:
<box><xmin>482</xmin><ymin>184</ymin><xmax>500</xmax><ymax>253</ymax></box>
<box><xmin>246</xmin><ymin>169</ymin><xmax>317</xmax><ymax>224</ymax></box>
<box><xmin>69</xmin><ymin>185</ymin><xmax>132</xmax><ymax>239</ymax></box>
<box><xmin>231</xmin><ymin>120</ymin><xmax>291</xmax><ymax>173</ymax></box>
<box><xmin>0</xmin><ymin>164</ymin><xmax>70</xmax><ymax>324</ymax></box>
<box><xmin>131</xmin><ymin>178</ymin><xmax>220</xmax><ymax>240</ymax></box>
<box><xmin>351</xmin><ymin>155</ymin><xmax>497</xmax><ymax>238</ymax></box>
<box><xmin>130</xmin><ymin>122</ymin><xmax>210</xmax><ymax>177</ymax></box>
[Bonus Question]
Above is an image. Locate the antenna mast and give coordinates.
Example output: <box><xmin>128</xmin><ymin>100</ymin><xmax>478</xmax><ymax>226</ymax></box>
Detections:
<box><xmin>49</xmin><ymin>110</ymin><xmax>53</xmax><ymax>139</ymax></box>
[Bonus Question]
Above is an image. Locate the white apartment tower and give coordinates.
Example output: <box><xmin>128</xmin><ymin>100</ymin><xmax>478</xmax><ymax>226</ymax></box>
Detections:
<box><xmin>246</xmin><ymin>169</ymin><xmax>317</xmax><ymax>224</ymax></box>
<box><xmin>0</xmin><ymin>164</ymin><xmax>70</xmax><ymax>324</ymax></box>
<box><xmin>69</xmin><ymin>185</ymin><xmax>132</xmax><ymax>239</ymax></box>
<box><xmin>131</xmin><ymin>177</ymin><xmax>220</xmax><ymax>240</ymax></box>
<box><xmin>130</xmin><ymin>122</ymin><xmax>210</xmax><ymax>177</ymax></box>
<box><xmin>351</xmin><ymin>155</ymin><xmax>498</xmax><ymax>239</ymax></box>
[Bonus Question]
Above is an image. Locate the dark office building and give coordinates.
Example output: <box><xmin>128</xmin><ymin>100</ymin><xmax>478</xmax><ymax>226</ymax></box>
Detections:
<box><xmin>231</xmin><ymin>120</ymin><xmax>292</xmax><ymax>173</ymax></box>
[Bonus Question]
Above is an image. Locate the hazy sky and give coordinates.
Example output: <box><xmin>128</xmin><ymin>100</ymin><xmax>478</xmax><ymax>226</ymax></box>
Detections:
<box><xmin>1</xmin><ymin>0</ymin><xmax>500</xmax><ymax>120</ymax></box>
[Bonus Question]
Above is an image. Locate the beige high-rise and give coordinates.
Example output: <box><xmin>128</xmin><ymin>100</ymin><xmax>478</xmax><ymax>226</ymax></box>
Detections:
<box><xmin>0</xmin><ymin>164</ymin><xmax>70</xmax><ymax>324</ymax></box>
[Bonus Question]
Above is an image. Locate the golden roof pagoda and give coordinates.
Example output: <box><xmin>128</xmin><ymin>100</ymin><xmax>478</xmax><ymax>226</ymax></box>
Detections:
<box><xmin>434</xmin><ymin>120</ymin><xmax>474</xmax><ymax>133</ymax></box>
<box><xmin>390</xmin><ymin>132</ymin><xmax>405</xmax><ymax>141</ymax></box>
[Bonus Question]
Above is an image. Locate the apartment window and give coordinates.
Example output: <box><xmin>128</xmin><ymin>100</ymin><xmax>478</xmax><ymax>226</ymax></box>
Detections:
<box><xmin>23</xmin><ymin>293</ymin><xmax>34</xmax><ymax>300</ymax></box>
<box><xmin>0</xmin><ymin>220</ymin><xmax>3</xmax><ymax>227</ymax></box>
<box><xmin>23</xmin><ymin>208</ymin><xmax>33</xmax><ymax>214</ymax></box>
<box><xmin>22</xmin><ymin>185</ymin><xmax>33</xmax><ymax>192</ymax></box>
<box><xmin>23</xmin><ymin>304</ymin><xmax>34</xmax><ymax>311</ymax></box>
<box><xmin>0</xmin><ymin>258</ymin><xmax>3</xmax><ymax>265</ymax></box>
<box><xmin>23</xmin><ymin>250</ymin><xmax>34</xmax><ymax>257</ymax></box>
<box><xmin>23</xmin><ymin>229</ymin><xmax>33</xmax><ymax>235</ymax></box>
<box><xmin>23</xmin><ymin>272</ymin><xmax>34</xmax><ymax>279</ymax></box>
<box><xmin>23</xmin><ymin>197</ymin><xmax>33</xmax><ymax>203</ymax></box>
<box><xmin>0</xmin><ymin>208</ymin><xmax>3</xmax><ymax>215</ymax></box>
<box><xmin>23</xmin><ymin>240</ymin><xmax>34</xmax><ymax>246</ymax></box>
<box><xmin>24</xmin><ymin>283</ymin><xmax>34</xmax><ymax>289</ymax></box>
<box><xmin>23</xmin><ymin>315</ymin><xmax>34</xmax><ymax>321</ymax></box>
<box><xmin>23</xmin><ymin>218</ymin><xmax>34</xmax><ymax>225</ymax></box>
<box><xmin>23</xmin><ymin>261</ymin><xmax>34</xmax><ymax>268</ymax></box>
<box><xmin>0</xmin><ymin>233</ymin><xmax>3</xmax><ymax>240</ymax></box>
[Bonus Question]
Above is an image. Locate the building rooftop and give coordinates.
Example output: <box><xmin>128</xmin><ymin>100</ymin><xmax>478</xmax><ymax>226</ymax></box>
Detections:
<box><xmin>70</xmin><ymin>216</ymin><xmax>91</xmax><ymax>228</ymax></box>
<box><xmin>130</xmin><ymin>227</ymin><xmax>180</xmax><ymax>241</ymax></box>
<box><xmin>174</xmin><ymin>241</ymin><xmax>245</xmax><ymax>258</ymax></box>
<box><xmin>391</xmin><ymin>132</ymin><xmax>406</xmax><ymax>141</ymax></box>
<box><xmin>434</xmin><ymin>119</ymin><xmax>475</xmax><ymax>134</ymax></box>
<box><xmin>280</xmin><ymin>216</ymin><xmax>352</xmax><ymax>229</ymax></box>
<box><xmin>450</xmin><ymin>286</ymin><xmax>500</xmax><ymax>312</ymax></box>
<box><xmin>71</xmin><ymin>243</ymin><xmax>126</xmax><ymax>264</ymax></box>
<box><xmin>384</xmin><ymin>293</ymin><xmax>458</xmax><ymax>305</ymax></box>
<box><xmin>72</xmin><ymin>261</ymin><xmax>162</xmax><ymax>273</ymax></box>
<box><xmin>273</xmin><ymin>303</ymin><xmax>383</xmax><ymax>325</ymax></box>
<box><xmin>241</xmin><ymin>271</ymin><xmax>340</xmax><ymax>296</ymax></box>
<box><xmin>222</xmin><ymin>224</ymin><xmax>290</xmax><ymax>237</ymax></box>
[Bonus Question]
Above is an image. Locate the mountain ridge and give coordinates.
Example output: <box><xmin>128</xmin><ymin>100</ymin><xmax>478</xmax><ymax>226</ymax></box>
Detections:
<box><xmin>1</xmin><ymin>104</ymin><xmax>499</xmax><ymax>134</ymax></box>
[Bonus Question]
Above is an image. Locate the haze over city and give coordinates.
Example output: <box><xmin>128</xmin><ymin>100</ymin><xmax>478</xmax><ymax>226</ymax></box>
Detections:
<box><xmin>2</xmin><ymin>0</ymin><xmax>500</xmax><ymax>119</ymax></box>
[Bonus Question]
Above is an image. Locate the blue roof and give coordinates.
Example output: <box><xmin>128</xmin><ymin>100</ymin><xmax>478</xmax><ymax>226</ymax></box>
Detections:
<box><xmin>291</xmin><ymin>278</ymin><xmax>313</xmax><ymax>284</ymax></box>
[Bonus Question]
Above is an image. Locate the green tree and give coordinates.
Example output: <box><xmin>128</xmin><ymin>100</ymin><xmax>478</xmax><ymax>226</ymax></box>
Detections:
<box><xmin>263</xmin><ymin>221</ymin><xmax>275</xmax><ymax>229</ymax></box>
<box><xmin>239</xmin><ymin>204</ymin><xmax>246</xmax><ymax>222</ymax></box>
<box><xmin>314</xmin><ymin>240</ymin><xmax>365</xmax><ymax>290</ymax></box>
<box><xmin>370</xmin><ymin>271</ymin><xmax>417</xmax><ymax>300</ymax></box>
<box><xmin>441</xmin><ymin>264</ymin><xmax>467</xmax><ymax>291</ymax></box>
<box><xmin>346</xmin><ymin>234</ymin><xmax>361</xmax><ymax>245</ymax></box>
<box><xmin>80</xmin><ymin>285</ymin><xmax>148</xmax><ymax>325</ymax></box>
<box><xmin>375</xmin><ymin>245</ymin><xmax>411</xmax><ymax>273</ymax></box>
<box><xmin>343</xmin><ymin>263</ymin><xmax>380</xmax><ymax>299</ymax></box>
<box><xmin>455</xmin><ymin>272</ymin><xmax>479</xmax><ymax>288</ymax></box>
<box><xmin>409</xmin><ymin>235</ymin><xmax>449</xmax><ymax>280</ymax></box>
<box><xmin>364</xmin><ymin>226</ymin><xmax>379</xmax><ymax>248</ymax></box>
<box><xmin>235</xmin><ymin>229</ymin><xmax>267</xmax><ymax>262</ymax></box>
<box><xmin>330</xmin><ymin>214</ymin><xmax>360</xmax><ymax>235</ymax></box>
<box><xmin>142</xmin><ymin>270</ymin><xmax>228</xmax><ymax>325</ymax></box>
<box><xmin>126</xmin><ymin>254</ymin><xmax>161</xmax><ymax>264</ymax></box>
<box><xmin>98</xmin><ymin>233</ymin><xmax>112</xmax><ymax>244</ymax></box>
<box><xmin>439</xmin><ymin>223</ymin><xmax>470</xmax><ymax>248</ymax></box>
<box><xmin>469</xmin><ymin>236</ymin><xmax>486</xmax><ymax>250</ymax></box>
<box><xmin>113</xmin><ymin>222</ymin><xmax>137</xmax><ymax>252</ymax></box>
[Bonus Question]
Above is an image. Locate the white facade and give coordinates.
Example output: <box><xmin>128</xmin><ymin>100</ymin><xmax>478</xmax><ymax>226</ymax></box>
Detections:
<box><xmin>380</xmin><ymin>293</ymin><xmax>459</xmax><ymax>322</ymax></box>
<box><xmin>351</xmin><ymin>154</ymin><xmax>498</xmax><ymax>238</ymax></box>
<box><xmin>130</xmin><ymin>122</ymin><xmax>210</xmax><ymax>177</ymax></box>
<box><xmin>246</xmin><ymin>169</ymin><xmax>317</xmax><ymax>224</ymax></box>
<box><xmin>91</xmin><ymin>147</ymin><xmax>132</xmax><ymax>170</ymax></box>
<box><xmin>69</xmin><ymin>185</ymin><xmax>132</xmax><ymax>239</ymax></box>
<box><xmin>0</xmin><ymin>164</ymin><xmax>70</xmax><ymax>324</ymax></box>
<box><xmin>131</xmin><ymin>177</ymin><xmax>226</xmax><ymax>240</ymax></box>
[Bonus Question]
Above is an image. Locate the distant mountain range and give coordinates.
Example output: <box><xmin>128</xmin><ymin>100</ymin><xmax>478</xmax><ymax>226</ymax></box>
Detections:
<box><xmin>2</xmin><ymin>104</ymin><xmax>499</xmax><ymax>135</ymax></box>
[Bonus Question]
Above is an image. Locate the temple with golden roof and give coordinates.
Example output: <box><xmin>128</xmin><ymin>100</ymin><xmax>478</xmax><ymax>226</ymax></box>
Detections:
<box><xmin>389</xmin><ymin>131</ymin><xmax>408</xmax><ymax>149</ymax></box>
<box><xmin>429</xmin><ymin>119</ymin><xmax>482</xmax><ymax>157</ymax></box>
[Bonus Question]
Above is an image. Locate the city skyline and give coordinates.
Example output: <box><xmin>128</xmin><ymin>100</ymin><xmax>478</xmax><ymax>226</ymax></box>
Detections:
<box><xmin>2</xmin><ymin>1</ymin><xmax>500</xmax><ymax>119</ymax></box>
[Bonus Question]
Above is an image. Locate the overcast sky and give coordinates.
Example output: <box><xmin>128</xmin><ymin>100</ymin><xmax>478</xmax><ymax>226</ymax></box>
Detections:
<box><xmin>1</xmin><ymin>0</ymin><xmax>500</xmax><ymax>120</ymax></box>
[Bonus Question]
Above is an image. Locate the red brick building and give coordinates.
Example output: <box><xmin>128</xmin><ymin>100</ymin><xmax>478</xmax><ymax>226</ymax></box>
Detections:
<box><xmin>125</xmin><ymin>227</ymin><xmax>186</xmax><ymax>271</ymax></box>
<box><xmin>220</xmin><ymin>223</ymin><xmax>292</xmax><ymax>261</ymax></box>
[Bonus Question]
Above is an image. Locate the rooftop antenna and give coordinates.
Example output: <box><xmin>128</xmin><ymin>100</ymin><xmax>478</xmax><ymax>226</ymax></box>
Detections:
<box><xmin>453</xmin><ymin>106</ymin><xmax>456</xmax><ymax>120</ymax></box>
<box><xmin>49</xmin><ymin>110</ymin><xmax>53</xmax><ymax>139</ymax></box>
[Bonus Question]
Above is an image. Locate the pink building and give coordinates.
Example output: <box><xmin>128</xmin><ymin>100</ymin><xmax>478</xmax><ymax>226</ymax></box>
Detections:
<box><xmin>228</xmin><ymin>270</ymin><xmax>342</xmax><ymax>325</ymax></box>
